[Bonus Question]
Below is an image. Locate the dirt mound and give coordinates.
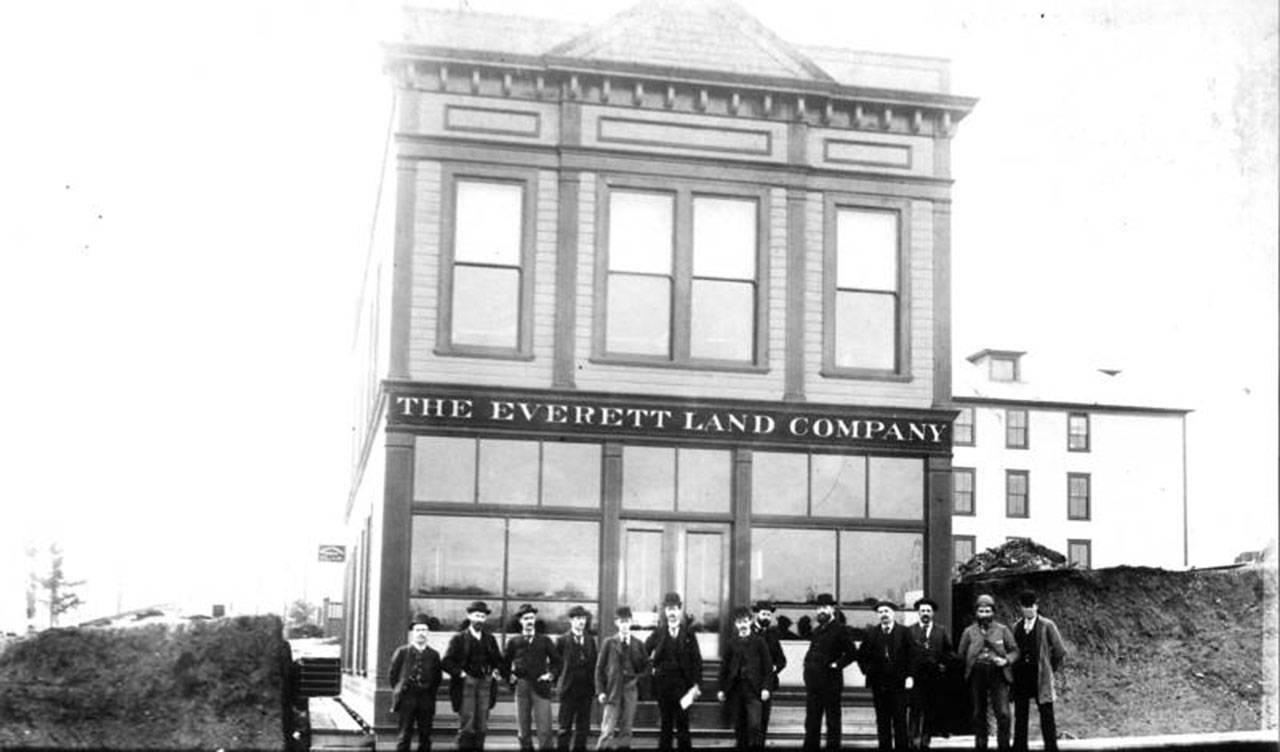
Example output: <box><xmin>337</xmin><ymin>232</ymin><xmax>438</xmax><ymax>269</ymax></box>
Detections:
<box><xmin>953</xmin><ymin>564</ymin><xmax>1272</xmax><ymax>737</ymax></box>
<box><xmin>955</xmin><ymin>537</ymin><xmax>1073</xmax><ymax>581</ymax></box>
<box><xmin>0</xmin><ymin>615</ymin><xmax>290</xmax><ymax>749</ymax></box>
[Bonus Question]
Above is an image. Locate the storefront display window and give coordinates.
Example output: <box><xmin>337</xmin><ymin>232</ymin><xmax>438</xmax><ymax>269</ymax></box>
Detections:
<box><xmin>838</xmin><ymin>530</ymin><xmax>924</xmax><ymax>605</ymax></box>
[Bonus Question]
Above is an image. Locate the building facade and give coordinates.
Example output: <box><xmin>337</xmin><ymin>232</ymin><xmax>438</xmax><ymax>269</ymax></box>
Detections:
<box><xmin>341</xmin><ymin>0</ymin><xmax>975</xmax><ymax>725</ymax></box>
<box><xmin>951</xmin><ymin>350</ymin><xmax>1190</xmax><ymax>572</ymax></box>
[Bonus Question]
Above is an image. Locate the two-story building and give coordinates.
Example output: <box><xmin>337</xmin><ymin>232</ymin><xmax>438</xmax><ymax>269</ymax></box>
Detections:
<box><xmin>340</xmin><ymin>0</ymin><xmax>976</xmax><ymax>726</ymax></box>
<box><xmin>951</xmin><ymin>349</ymin><xmax>1190</xmax><ymax>571</ymax></box>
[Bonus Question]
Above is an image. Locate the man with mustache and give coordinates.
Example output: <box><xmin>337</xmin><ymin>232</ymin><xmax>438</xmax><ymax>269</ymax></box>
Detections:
<box><xmin>956</xmin><ymin>594</ymin><xmax>1019</xmax><ymax>751</ymax></box>
<box><xmin>907</xmin><ymin>597</ymin><xmax>953</xmax><ymax>750</ymax></box>
<box><xmin>717</xmin><ymin>606</ymin><xmax>773</xmax><ymax>750</ymax></box>
<box><xmin>751</xmin><ymin>600</ymin><xmax>787</xmax><ymax>739</ymax></box>
<box><xmin>801</xmin><ymin>593</ymin><xmax>857</xmax><ymax>751</ymax></box>
<box><xmin>643</xmin><ymin>592</ymin><xmax>702</xmax><ymax>752</ymax></box>
<box><xmin>857</xmin><ymin>600</ymin><xmax>913</xmax><ymax>750</ymax></box>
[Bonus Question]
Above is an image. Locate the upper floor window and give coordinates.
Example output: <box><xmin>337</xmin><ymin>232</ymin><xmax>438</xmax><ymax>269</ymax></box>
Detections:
<box><xmin>953</xmin><ymin>467</ymin><xmax>975</xmax><ymax>515</ymax></box>
<box><xmin>1067</xmin><ymin>472</ymin><xmax>1091</xmax><ymax>520</ymax></box>
<box><xmin>953</xmin><ymin>535</ymin><xmax>976</xmax><ymax>572</ymax></box>
<box><xmin>954</xmin><ymin>406</ymin><xmax>975</xmax><ymax>446</ymax></box>
<box><xmin>599</xmin><ymin>181</ymin><xmax>765</xmax><ymax>366</ymax></box>
<box><xmin>1006</xmin><ymin>470</ymin><xmax>1029</xmax><ymax>517</ymax></box>
<box><xmin>1068</xmin><ymin>539</ymin><xmax>1092</xmax><ymax>568</ymax></box>
<box><xmin>989</xmin><ymin>355</ymin><xmax>1019</xmax><ymax>382</ymax></box>
<box><xmin>441</xmin><ymin>169</ymin><xmax>536</xmax><ymax>357</ymax></box>
<box><xmin>1068</xmin><ymin>412</ymin><xmax>1090</xmax><ymax>451</ymax></box>
<box><xmin>823</xmin><ymin>198</ymin><xmax>910</xmax><ymax>378</ymax></box>
<box><xmin>1006</xmin><ymin>408</ymin><xmax>1029</xmax><ymax>449</ymax></box>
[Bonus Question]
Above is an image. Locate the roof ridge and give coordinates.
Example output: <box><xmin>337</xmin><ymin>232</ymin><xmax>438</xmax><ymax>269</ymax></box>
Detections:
<box><xmin>709</xmin><ymin>1</ymin><xmax>835</xmax><ymax>84</ymax></box>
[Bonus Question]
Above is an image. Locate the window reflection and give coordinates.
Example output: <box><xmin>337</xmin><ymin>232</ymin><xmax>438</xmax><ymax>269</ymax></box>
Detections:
<box><xmin>838</xmin><ymin>531</ymin><xmax>923</xmax><ymax>606</ymax></box>
<box><xmin>751</xmin><ymin>528</ymin><xmax>836</xmax><ymax>603</ymax></box>
<box><xmin>677</xmin><ymin>448</ymin><xmax>731</xmax><ymax>513</ymax></box>
<box><xmin>508</xmin><ymin>519</ymin><xmax>599</xmax><ymax>599</ymax></box>
<box><xmin>811</xmin><ymin>455</ymin><xmax>866</xmax><ymax>517</ymax></box>
<box><xmin>411</xmin><ymin>516</ymin><xmax>504</xmax><ymax>596</ymax></box>
<box><xmin>867</xmin><ymin>457</ymin><xmax>922</xmax><ymax>519</ymax></box>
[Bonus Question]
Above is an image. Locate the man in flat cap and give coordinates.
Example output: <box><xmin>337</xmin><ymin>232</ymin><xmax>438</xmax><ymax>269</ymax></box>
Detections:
<box><xmin>751</xmin><ymin>600</ymin><xmax>787</xmax><ymax>739</ymax></box>
<box><xmin>644</xmin><ymin>591</ymin><xmax>702</xmax><ymax>752</ymax></box>
<box><xmin>1011</xmin><ymin>590</ymin><xmax>1066</xmax><ymax>752</ymax></box>
<box><xmin>802</xmin><ymin>593</ymin><xmax>857</xmax><ymax>751</ymax></box>
<box><xmin>596</xmin><ymin>606</ymin><xmax>650</xmax><ymax>751</ymax></box>
<box><xmin>957</xmin><ymin>594</ymin><xmax>1019</xmax><ymax>751</ymax></box>
<box><xmin>907</xmin><ymin>597</ymin><xmax>954</xmax><ymax>750</ymax></box>
<box><xmin>717</xmin><ymin>605</ymin><xmax>774</xmax><ymax>750</ymax></box>
<box><xmin>389</xmin><ymin>613</ymin><xmax>443</xmax><ymax>752</ymax></box>
<box><xmin>555</xmin><ymin>605</ymin><xmax>598</xmax><ymax>752</ymax></box>
<box><xmin>443</xmin><ymin>601</ymin><xmax>507</xmax><ymax>751</ymax></box>
<box><xmin>506</xmin><ymin>604</ymin><xmax>561</xmax><ymax>751</ymax></box>
<box><xmin>858</xmin><ymin>600</ymin><xmax>913</xmax><ymax>750</ymax></box>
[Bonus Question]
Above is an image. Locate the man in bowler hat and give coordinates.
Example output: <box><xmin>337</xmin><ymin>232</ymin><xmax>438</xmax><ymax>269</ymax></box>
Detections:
<box><xmin>802</xmin><ymin>593</ymin><xmax>857</xmax><ymax>751</ymax></box>
<box><xmin>389</xmin><ymin>613</ymin><xmax>443</xmax><ymax>752</ymax></box>
<box><xmin>1011</xmin><ymin>590</ymin><xmax>1066</xmax><ymax>752</ymax></box>
<box><xmin>907</xmin><ymin>597</ymin><xmax>954</xmax><ymax>749</ymax></box>
<box><xmin>957</xmin><ymin>594</ymin><xmax>1019</xmax><ymax>751</ymax></box>
<box><xmin>751</xmin><ymin>600</ymin><xmax>787</xmax><ymax>739</ymax></box>
<box><xmin>644</xmin><ymin>591</ymin><xmax>702</xmax><ymax>752</ymax></box>
<box><xmin>857</xmin><ymin>600</ymin><xmax>913</xmax><ymax>750</ymax></box>
<box><xmin>443</xmin><ymin>601</ymin><xmax>507</xmax><ymax>751</ymax></box>
<box><xmin>596</xmin><ymin>606</ymin><xmax>650</xmax><ymax>751</ymax></box>
<box><xmin>555</xmin><ymin>605</ymin><xmax>598</xmax><ymax>752</ymax></box>
<box><xmin>506</xmin><ymin>603</ymin><xmax>561</xmax><ymax>751</ymax></box>
<box><xmin>717</xmin><ymin>605</ymin><xmax>774</xmax><ymax>750</ymax></box>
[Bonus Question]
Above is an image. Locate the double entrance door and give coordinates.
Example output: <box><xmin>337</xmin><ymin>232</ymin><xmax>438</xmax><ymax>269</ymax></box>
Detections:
<box><xmin>618</xmin><ymin>520</ymin><xmax>729</xmax><ymax>631</ymax></box>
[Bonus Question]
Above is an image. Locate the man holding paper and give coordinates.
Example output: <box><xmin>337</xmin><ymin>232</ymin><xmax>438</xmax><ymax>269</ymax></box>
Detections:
<box><xmin>644</xmin><ymin>591</ymin><xmax>703</xmax><ymax>752</ymax></box>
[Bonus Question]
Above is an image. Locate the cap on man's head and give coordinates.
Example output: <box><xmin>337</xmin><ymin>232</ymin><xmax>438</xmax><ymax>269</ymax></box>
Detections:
<box><xmin>914</xmin><ymin>597</ymin><xmax>938</xmax><ymax>611</ymax></box>
<box><xmin>875</xmin><ymin>600</ymin><xmax>898</xmax><ymax>612</ymax></box>
<box><xmin>410</xmin><ymin>612</ymin><xmax>431</xmax><ymax>628</ymax></box>
<box><xmin>662</xmin><ymin>591</ymin><xmax>683</xmax><ymax>608</ymax></box>
<box><xmin>466</xmin><ymin>600</ymin><xmax>492</xmax><ymax>615</ymax></box>
<box><xmin>1017</xmin><ymin>590</ymin><xmax>1037</xmax><ymax>607</ymax></box>
<box><xmin>752</xmin><ymin>600</ymin><xmax>775</xmax><ymax>613</ymax></box>
<box><xmin>731</xmin><ymin>605</ymin><xmax>752</xmax><ymax>622</ymax></box>
<box><xmin>614</xmin><ymin>606</ymin><xmax>633</xmax><ymax>620</ymax></box>
<box><xmin>975</xmin><ymin>594</ymin><xmax>995</xmax><ymax>609</ymax></box>
<box><xmin>568</xmin><ymin>605</ymin><xmax>591</xmax><ymax>619</ymax></box>
<box><xmin>813</xmin><ymin>593</ymin><xmax>837</xmax><ymax>607</ymax></box>
<box><xmin>515</xmin><ymin>603</ymin><xmax>539</xmax><ymax>619</ymax></box>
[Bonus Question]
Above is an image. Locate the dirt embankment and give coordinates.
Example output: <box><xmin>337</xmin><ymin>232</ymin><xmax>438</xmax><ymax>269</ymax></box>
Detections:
<box><xmin>0</xmin><ymin>615</ymin><xmax>290</xmax><ymax>749</ymax></box>
<box><xmin>954</xmin><ymin>564</ymin><xmax>1274</xmax><ymax>737</ymax></box>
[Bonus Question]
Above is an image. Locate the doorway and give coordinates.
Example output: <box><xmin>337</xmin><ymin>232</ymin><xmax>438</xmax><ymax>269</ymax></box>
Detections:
<box><xmin>618</xmin><ymin>521</ymin><xmax>730</xmax><ymax>631</ymax></box>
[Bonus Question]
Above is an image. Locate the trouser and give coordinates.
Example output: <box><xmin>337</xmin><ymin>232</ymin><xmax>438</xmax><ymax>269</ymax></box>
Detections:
<box><xmin>557</xmin><ymin>691</ymin><xmax>593</xmax><ymax>752</ymax></box>
<box><xmin>395</xmin><ymin>689</ymin><xmax>435</xmax><ymax>752</ymax></box>
<box><xmin>802</xmin><ymin>686</ymin><xmax>842</xmax><ymax>751</ymax></box>
<box><xmin>597</xmin><ymin>681</ymin><xmax>638</xmax><ymax>750</ymax></box>
<box><xmin>969</xmin><ymin>667</ymin><xmax>1011</xmax><ymax>751</ymax></box>
<box><xmin>515</xmin><ymin>679</ymin><xmax>553</xmax><ymax>751</ymax></box>
<box><xmin>654</xmin><ymin>674</ymin><xmax>692</xmax><ymax>752</ymax></box>
<box><xmin>908</xmin><ymin>674</ymin><xmax>944</xmax><ymax>749</ymax></box>
<box><xmin>1013</xmin><ymin>694</ymin><xmax>1058</xmax><ymax>752</ymax></box>
<box><xmin>726</xmin><ymin>687</ymin><xmax>764</xmax><ymax>750</ymax></box>
<box><xmin>457</xmin><ymin>675</ymin><xmax>492</xmax><ymax>751</ymax></box>
<box><xmin>870</xmin><ymin>684</ymin><xmax>909</xmax><ymax>750</ymax></box>
<box><xmin>760</xmin><ymin>694</ymin><xmax>773</xmax><ymax>738</ymax></box>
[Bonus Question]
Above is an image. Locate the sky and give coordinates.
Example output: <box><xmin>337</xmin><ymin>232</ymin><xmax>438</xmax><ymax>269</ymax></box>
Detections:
<box><xmin>0</xmin><ymin>0</ymin><xmax>1275</xmax><ymax>633</ymax></box>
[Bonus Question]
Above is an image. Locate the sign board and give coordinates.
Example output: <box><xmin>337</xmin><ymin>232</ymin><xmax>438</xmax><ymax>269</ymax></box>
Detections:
<box><xmin>317</xmin><ymin>545</ymin><xmax>346</xmax><ymax>563</ymax></box>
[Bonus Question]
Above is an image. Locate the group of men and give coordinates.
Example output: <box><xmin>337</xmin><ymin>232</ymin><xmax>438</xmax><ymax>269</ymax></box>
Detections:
<box><xmin>386</xmin><ymin>589</ymin><xmax>1064</xmax><ymax>752</ymax></box>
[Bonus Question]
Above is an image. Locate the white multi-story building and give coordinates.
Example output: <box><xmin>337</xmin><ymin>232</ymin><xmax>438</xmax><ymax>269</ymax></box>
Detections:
<box><xmin>951</xmin><ymin>349</ymin><xmax>1190</xmax><ymax>571</ymax></box>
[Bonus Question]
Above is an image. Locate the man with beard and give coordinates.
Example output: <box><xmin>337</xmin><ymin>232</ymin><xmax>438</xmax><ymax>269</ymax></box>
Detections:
<box><xmin>801</xmin><ymin>593</ymin><xmax>857</xmax><ymax>751</ymax></box>
<box><xmin>555</xmin><ymin>605</ymin><xmax>598</xmax><ymax>752</ymax></box>
<box><xmin>956</xmin><ymin>594</ymin><xmax>1019</xmax><ymax>751</ymax></box>
<box><xmin>644</xmin><ymin>592</ymin><xmax>702</xmax><ymax>752</ymax></box>
<box><xmin>907</xmin><ymin>597</ymin><xmax>953</xmax><ymax>750</ymax></box>
<box><xmin>1011</xmin><ymin>590</ymin><xmax>1065</xmax><ymax>752</ymax></box>
<box><xmin>716</xmin><ymin>606</ymin><xmax>773</xmax><ymax>749</ymax></box>
<box><xmin>751</xmin><ymin>600</ymin><xmax>787</xmax><ymax>739</ymax></box>
<box><xmin>443</xmin><ymin>601</ymin><xmax>507</xmax><ymax>751</ymax></box>
<box><xmin>857</xmin><ymin>600</ymin><xmax>913</xmax><ymax>750</ymax></box>
<box><xmin>505</xmin><ymin>604</ymin><xmax>561</xmax><ymax>751</ymax></box>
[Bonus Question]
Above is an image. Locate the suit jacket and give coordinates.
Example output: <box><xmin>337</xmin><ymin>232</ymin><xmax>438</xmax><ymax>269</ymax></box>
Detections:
<box><xmin>595</xmin><ymin>633</ymin><xmax>650</xmax><ymax>704</ymax></box>
<box><xmin>802</xmin><ymin>620</ymin><xmax>857</xmax><ymax>692</ymax></box>
<box><xmin>956</xmin><ymin>621</ymin><xmax>1020</xmax><ymax>685</ymax></box>
<box><xmin>442</xmin><ymin>627</ymin><xmax>505</xmax><ymax>712</ymax></box>
<box><xmin>1013</xmin><ymin>616</ymin><xmax>1066</xmax><ymax>703</ymax></box>
<box><xmin>907</xmin><ymin>622</ymin><xmax>954</xmax><ymax>680</ymax></box>
<box><xmin>555</xmin><ymin>631</ymin><xmax>599</xmax><ymax>699</ymax></box>
<box><xmin>753</xmin><ymin>623</ymin><xmax>787</xmax><ymax>691</ymax></box>
<box><xmin>645</xmin><ymin>623</ymin><xmax>703</xmax><ymax>690</ymax></box>
<box><xmin>857</xmin><ymin>622</ymin><xmax>913</xmax><ymax>690</ymax></box>
<box><xmin>718</xmin><ymin>632</ymin><xmax>772</xmax><ymax>697</ymax></box>
<box><xmin>388</xmin><ymin>643</ymin><xmax>443</xmax><ymax>713</ymax></box>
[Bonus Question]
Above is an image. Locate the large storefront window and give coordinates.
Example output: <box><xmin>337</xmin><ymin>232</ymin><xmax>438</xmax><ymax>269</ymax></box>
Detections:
<box><xmin>411</xmin><ymin>515</ymin><xmax>600</xmax><ymax>633</ymax></box>
<box><xmin>751</xmin><ymin>528</ymin><xmax>924</xmax><ymax>609</ymax></box>
<box><xmin>838</xmin><ymin>530</ymin><xmax>924</xmax><ymax>605</ymax></box>
<box><xmin>751</xmin><ymin>451</ymin><xmax>922</xmax><ymax>520</ymax></box>
<box><xmin>750</xmin><ymin>528</ymin><xmax>836</xmax><ymax>602</ymax></box>
<box><xmin>415</xmin><ymin>437</ymin><xmax>602</xmax><ymax>508</ymax></box>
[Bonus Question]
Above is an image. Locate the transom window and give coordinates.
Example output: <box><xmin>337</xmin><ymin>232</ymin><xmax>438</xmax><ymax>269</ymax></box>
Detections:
<box><xmin>601</xmin><ymin>182</ymin><xmax>764</xmax><ymax>365</ymax></box>
<box><xmin>954</xmin><ymin>406</ymin><xmax>975</xmax><ymax>446</ymax></box>
<box><xmin>1068</xmin><ymin>412</ymin><xmax>1090</xmax><ymax>451</ymax></box>
<box><xmin>828</xmin><ymin>205</ymin><xmax>903</xmax><ymax>373</ymax></box>
<box><xmin>414</xmin><ymin>436</ymin><xmax>602</xmax><ymax>507</ymax></box>
<box><xmin>622</xmin><ymin>445</ymin><xmax>732</xmax><ymax>513</ymax></box>
<box><xmin>1067</xmin><ymin>472</ymin><xmax>1091</xmax><ymax>520</ymax></box>
<box><xmin>751</xmin><ymin>451</ymin><xmax>923</xmax><ymax>520</ymax></box>
<box><xmin>953</xmin><ymin>467</ymin><xmax>975</xmax><ymax>515</ymax></box>
<box><xmin>1006</xmin><ymin>409</ymin><xmax>1029</xmax><ymax>449</ymax></box>
<box><xmin>1006</xmin><ymin>470</ymin><xmax>1029</xmax><ymax>517</ymax></box>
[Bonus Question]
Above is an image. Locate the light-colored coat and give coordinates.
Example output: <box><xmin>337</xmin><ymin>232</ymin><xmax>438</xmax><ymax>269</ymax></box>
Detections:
<box><xmin>1014</xmin><ymin>615</ymin><xmax>1067</xmax><ymax>703</ymax></box>
<box><xmin>594</xmin><ymin>634</ymin><xmax>650</xmax><ymax>705</ymax></box>
<box><xmin>956</xmin><ymin>620</ymin><xmax>1020</xmax><ymax>684</ymax></box>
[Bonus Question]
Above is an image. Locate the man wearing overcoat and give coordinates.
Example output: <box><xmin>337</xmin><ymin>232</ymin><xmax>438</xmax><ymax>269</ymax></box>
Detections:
<box><xmin>857</xmin><ymin>600</ymin><xmax>913</xmax><ymax>750</ymax></box>
<box><xmin>506</xmin><ymin>603</ymin><xmax>562</xmax><ymax>751</ymax></box>
<box><xmin>907</xmin><ymin>597</ymin><xmax>954</xmax><ymax>750</ymax></box>
<box><xmin>595</xmin><ymin>606</ymin><xmax>650</xmax><ymax>751</ymax></box>
<box><xmin>443</xmin><ymin>600</ymin><xmax>507</xmax><ymax>751</ymax></box>
<box><xmin>1011</xmin><ymin>590</ymin><xmax>1066</xmax><ymax>752</ymax></box>
<box><xmin>801</xmin><ymin>593</ymin><xmax>857</xmax><ymax>751</ymax></box>
<box><xmin>555</xmin><ymin>605</ymin><xmax>598</xmax><ymax>752</ymax></box>
<box><xmin>751</xmin><ymin>600</ymin><xmax>787</xmax><ymax>739</ymax></box>
<box><xmin>956</xmin><ymin>594</ymin><xmax>1020</xmax><ymax>751</ymax></box>
<box><xmin>389</xmin><ymin>613</ymin><xmax>444</xmax><ymax>752</ymax></box>
<box><xmin>644</xmin><ymin>591</ymin><xmax>703</xmax><ymax>752</ymax></box>
<box><xmin>716</xmin><ymin>606</ymin><xmax>774</xmax><ymax>750</ymax></box>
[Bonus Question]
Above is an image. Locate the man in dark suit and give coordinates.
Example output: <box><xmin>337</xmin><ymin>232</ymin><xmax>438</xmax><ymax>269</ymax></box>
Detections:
<box><xmin>555</xmin><ymin>605</ymin><xmax>597</xmax><ymax>752</ymax></box>
<box><xmin>644</xmin><ymin>591</ymin><xmax>703</xmax><ymax>752</ymax></box>
<box><xmin>751</xmin><ymin>600</ymin><xmax>787</xmax><ymax>739</ymax></box>
<box><xmin>443</xmin><ymin>601</ymin><xmax>507</xmax><ymax>751</ymax></box>
<box><xmin>858</xmin><ymin>600</ymin><xmax>913</xmax><ymax>751</ymax></box>
<box><xmin>1011</xmin><ymin>590</ymin><xmax>1066</xmax><ymax>752</ymax></box>
<box><xmin>802</xmin><ymin>593</ymin><xmax>857</xmax><ymax>751</ymax></box>
<box><xmin>908</xmin><ymin>597</ymin><xmax>954</xmax><ymax>750</ymax></box>
<box><xmin>389</xmin><ymin>613</ymin><xmax>444</xmax><ymax>752</ymax></box>
<box><xmin>505</xmin><ymin>603</ymin><xmax>561</xmax><ymax>751</ymax></box>
<box><xmin>717</xmin><ymin>606</ymin><xmax>774</xmax><ymax>750</ymax></box>
<box><xmin>596</xmin><ymin>606</ymin><xmax>650</xmax><ymax>751</ymax></box>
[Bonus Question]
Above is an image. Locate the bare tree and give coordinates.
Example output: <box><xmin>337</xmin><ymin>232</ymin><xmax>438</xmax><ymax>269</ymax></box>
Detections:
<box><xmin>38</xmin><ymin>543</ymin><xmax>85</xmax><ymax>627</ymax></box>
